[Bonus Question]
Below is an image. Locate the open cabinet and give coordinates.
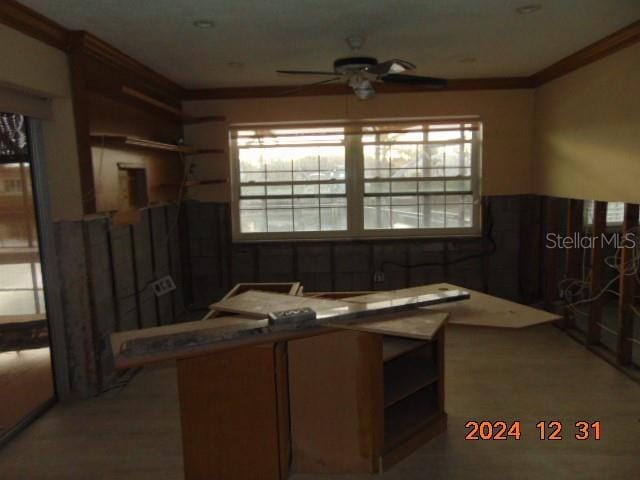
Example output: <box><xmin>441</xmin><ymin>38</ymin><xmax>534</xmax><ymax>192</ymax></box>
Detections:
<box><xmin>287</xmin><ymin>327</ymin><xmax>446</xmax><ymax>474</ymax></box>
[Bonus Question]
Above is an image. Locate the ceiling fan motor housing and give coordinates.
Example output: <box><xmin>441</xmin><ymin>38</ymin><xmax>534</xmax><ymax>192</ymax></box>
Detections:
<box><xmin>333</xmin><ymin>57</ymin><xmax>378</xmax><ymax>75</ymax></box>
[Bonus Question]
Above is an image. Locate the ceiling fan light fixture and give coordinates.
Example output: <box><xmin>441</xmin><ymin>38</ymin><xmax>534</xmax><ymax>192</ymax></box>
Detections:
<box><xmin>351</xmin><ymin>78</ymin><xmax>375</xmax><ymax>100</ymax></box>
<box><xmin>515</xmin><ymin>4</ymin><xmax>541</xmax><ymax>14</ymax></box>
<box><xmin>345</xmin><ymin>35</ymin><xmax>365</xmax><ymax>51</ymax></box>
<box><xmin>193</xmin><ymin>19</ymin><xmax>216</xmax><ymax>28</ymax></box>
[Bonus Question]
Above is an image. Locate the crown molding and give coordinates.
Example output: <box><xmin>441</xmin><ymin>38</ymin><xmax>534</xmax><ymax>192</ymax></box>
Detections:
<box><xmin>68</xmin><ymin>31</ymin><xmax>185</xmax><ymax>98</ymax></box>
<box><xmin>2</xmin><ymin>1</ymin><xmax>639</xmax><ymax>100</ymax></box>
<box><xmin>0</xmin><ymin>0</ymin><xmax>69</xmax><ymax>49</ymax></box>
<box><xmin>1</xmin><ymin>1</ymin><xmax>184</xmax><ymax>98</ymax></box>
<box><xmin>530</xmin><ymin>19</ymin><xmax>640</xmax><ymax>87</ymax></box>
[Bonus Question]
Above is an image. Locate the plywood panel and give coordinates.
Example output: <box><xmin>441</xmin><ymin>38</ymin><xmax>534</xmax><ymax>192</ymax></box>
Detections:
<box><xmin>347</xmin><ymin>283</ymin><xmax>560</xmax><ymax>328</ymax></box>
<box><xmin>328</xmin><ymin>310</ymin><xmax>449</xmax><ymax>340</ymax></box>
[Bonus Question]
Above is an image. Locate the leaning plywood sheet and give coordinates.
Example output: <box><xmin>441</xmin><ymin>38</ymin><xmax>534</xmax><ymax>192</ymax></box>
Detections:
<box><xmin>209</xmin><ymin>282</ymin><xmax>302</xmax><ymax>318</ymax></box>
<box><xmin>211</xmin><ymin>290</ymin><xmax>357</xmax><ymax>319</ymax></box>
<box><xmin>326</xmin><ymin>310</ymin><xmax>449</xmax><ymax>341</ymax></box>
<box><xmin>347</xmin><ymin>283</ymin><xmax>560</xmax><ymax>328</ymax></box>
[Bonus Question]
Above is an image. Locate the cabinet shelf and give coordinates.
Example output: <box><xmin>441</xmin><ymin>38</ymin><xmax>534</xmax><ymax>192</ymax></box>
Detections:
<box><xmin>91</xmin><ymin>134</ymin><xmax>198</xmax><ymax>154</ymax></box>
<box><xmin>384</xmin><ymin>385</ymin><xmax>439</xmax><ymax>451</ymax></box>
<box><xmin>383</xmin><ymin>337</ymin><xmax>427</xmax><ymax>362</ymax></box>
<box><xmin>384</xmin><ymin>357</ymin><xmax>438</xmax><ymax>407</ymax></box>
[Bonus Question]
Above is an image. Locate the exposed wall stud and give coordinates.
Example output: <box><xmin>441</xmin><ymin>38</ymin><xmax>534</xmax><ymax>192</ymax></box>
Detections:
<box><xmin>617</xmin><ymin>203</ymin><xmax>639</xmax><ymax>364</ymax></box>
<box><xmin>587</xmin><ymin>201</ymin><xmax>607</xmax><ymax>345</ymax></box>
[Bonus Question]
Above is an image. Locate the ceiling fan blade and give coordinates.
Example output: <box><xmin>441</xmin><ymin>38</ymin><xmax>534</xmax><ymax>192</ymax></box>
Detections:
<box><xmin>364</xmin><ymin>59</ymin><xmax>415</xmax><ymax>75</ymax></box>
<box><xmin>276</xmin><ymin>69</ymin><xmax>339</xmax><ymax>76</ymax></box>
<box><xmin>380</xmin><ymin>73</ymin><xmax>447</xmax><ymax>88</ymax></box>
<box><xmin>278</xmin><ymin>77</ymin><xmax>342</xmax><ymax>96</ymax></box>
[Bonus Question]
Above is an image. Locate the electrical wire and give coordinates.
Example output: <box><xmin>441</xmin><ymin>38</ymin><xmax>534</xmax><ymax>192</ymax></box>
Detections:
<box><xmin>561</xmin><ymin>226</ymin><xmax>640</xmax><ymax>318</ymax></box>
<box><xmin>378</xmin><ymin>199</ymin><xmax>496</xmax><ymax>271</ymax></box>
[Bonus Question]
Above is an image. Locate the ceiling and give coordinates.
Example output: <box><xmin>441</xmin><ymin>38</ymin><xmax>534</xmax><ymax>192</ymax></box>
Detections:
<box><xmin>19</xmin><ymin>0</ymin><xmax>640</xmax><ymax>89</ymax></box>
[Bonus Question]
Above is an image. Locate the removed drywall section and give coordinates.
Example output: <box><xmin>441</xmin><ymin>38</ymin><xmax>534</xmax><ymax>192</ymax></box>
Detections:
<box><xmin>533</xmin><ymin>42</ymin><xmax>640</xmax><ymax>203</ymax></box>
<box><xmin>184</xmin><ymin>195</ymin><xmax>529</xmax><ymax>307</ymax></box>
<box><xmin>55</xmin><ymin>220</ymin><xmax>98</xmax><ymax>397</ymax></box>
<box><xmin>53</xmin><ymin>203</ymin><xmax>189</xmax><ymax>397</ymax></box>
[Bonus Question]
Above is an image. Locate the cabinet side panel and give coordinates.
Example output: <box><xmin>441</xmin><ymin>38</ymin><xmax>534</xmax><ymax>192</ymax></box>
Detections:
<box><xmin>288</xmin><ymin>330</ymin><xmax>382</xmax><ymax>474</ymax></box>
<box><xmin>177</xmin><ymin>345</ymin><xmax>281</xmax><ymax>480</ymax></box>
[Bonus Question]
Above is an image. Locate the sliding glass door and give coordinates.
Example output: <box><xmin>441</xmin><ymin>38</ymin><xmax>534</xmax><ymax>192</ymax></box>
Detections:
<box><xmin>0</xmin><ymin>112</ymin><xmax>54</xmax><ymax>439</ymax></box>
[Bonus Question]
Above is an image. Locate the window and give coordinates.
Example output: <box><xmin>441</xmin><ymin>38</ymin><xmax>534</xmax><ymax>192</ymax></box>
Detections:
<box><xmin>230</xmin><ymin>120</ymin><xmax>481</xmax><ymax>240</ymax></box>
<box><xmin>584</xmin><ymin>201</ymin><xmax>639</xmax><ymax>227</ymax></box>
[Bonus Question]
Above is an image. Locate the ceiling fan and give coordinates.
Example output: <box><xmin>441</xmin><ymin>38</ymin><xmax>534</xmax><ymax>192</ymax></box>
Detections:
<box><xmin>276</xmin><ymin>57</ymin><xmax>447</xmax><ymax>100</ymax></box>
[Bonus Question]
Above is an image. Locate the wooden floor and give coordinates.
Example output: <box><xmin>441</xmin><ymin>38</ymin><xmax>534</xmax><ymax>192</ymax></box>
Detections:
<box><xmin>0</xmin><ymin>347</ymin><xmax>54</xmax><ymax>437</ymax></box>
<box><xmin>1</xmin><ymin>324</ymin><xmax>640</xmax><ymax>479</ymax></box>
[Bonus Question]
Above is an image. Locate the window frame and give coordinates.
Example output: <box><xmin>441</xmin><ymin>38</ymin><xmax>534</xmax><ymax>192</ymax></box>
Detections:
<box><xmin>230</xmin><ymin>119</ymin><xmax>483</xmax><ymax>242</ymax></box>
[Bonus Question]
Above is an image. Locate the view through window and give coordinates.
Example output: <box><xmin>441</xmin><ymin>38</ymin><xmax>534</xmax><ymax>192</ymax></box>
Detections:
<box><xmin>231</xmin><ymin>120</ymin><xmax>481</xmax><ymax>240</ymax></box>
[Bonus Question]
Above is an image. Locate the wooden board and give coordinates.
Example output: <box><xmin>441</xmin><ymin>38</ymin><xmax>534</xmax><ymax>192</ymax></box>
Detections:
<box><xmin>211</xmin><ymin>288</ymin><xmax>468</xmax><ymax>322</ymax></box>
<box><xmin>347</xmin><ymin>283</ymin><xmax>560</xmax><ymax>328</ymax></box>
<box><xmin>327</xmin><ymin>310</ymin><xmax>449</xmax><ymax>341</ymax></box>
<box><xmin>211</xmin><ymin>290</ymin><xmax>356</xmax><ymax>318</ymax></box>
<box><xmin>110</xmin><ymin>315</ymin><xmax>264</xmax><ymax>361</ymax></box>
<box><xmin>210</xmin><ymin>282</ymin><xmax>301</xmax><ymax>318</ymax></box>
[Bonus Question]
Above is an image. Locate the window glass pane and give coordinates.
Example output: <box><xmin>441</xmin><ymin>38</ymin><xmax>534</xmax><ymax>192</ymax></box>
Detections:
<box><xmin>240</xmin><ymin>209</ymin><xmax>266</xmax><ymax>233</ymax></box>
<box><xmin>293</xmin><ymin>184</ymin><xmax>319</xmax><ymax>195</ymax></box>
<box><xmin>320</xmin><ymin>197</ymin><xmax>347</xmax><ymax>207</ymax></box>
<box><xmin>422</xmin><ymin>146</ymin><xmax>445</xmax><ymax>168</ymax></box>
<box><xmin>266</xmin><ymin>185</ymin><xmax>293</xmax><ymax>196</ymax></box>
<box><xmin>239</xmin><ymin>199</ymin><xmax>265</xmax><ymax>209</ymax></box>
<box><xmin>391</xmin><ymin>181</ymin><xmax>417</xmax><ymax>193</ymax></box>
<box><xmin>364</xmin><ymin>196</ymin><xmax>390</xmax><ymax>206</ymax></box>
<box><xmin>320</xmin><ymin>208</ymin><xmax>347</xmax><ymax>230</ymax></box>
<box><xmin>266</xmin><ymin>171</ymin><xmax>292</xmax><ymax>182</ymax></box>
<box><xmin>364</xmin><ymin>205</ymin><xmax>391</xmax><ymax>229</ymax></box>
<box><xmin>391</xmin><ymin>195</ymin><xmax>418</xmax><ymax>206</ymax></box>
<box><xmin>238</xmin><ymin>150</ymin><xmax>264</xmax><ymax>172</ymax></box>
<box><xmin>364</xmin><ymin>146</ymin><xmax>391</xmax><ymax>169</ymax></box>
<box><xmin>419</xmin><ymin>204</ymin><xmax>445</xmax><ymax>228</ymax></box>
<box><xmin>267</xmin><ymin>197</ymin><xmax>292</xmax><ymax>208</ymax></box>
<box><xmin>240</xmin><ymin>172</ymin><xmax>265</xmax><ymax>182</ymax></box>
<box><xmin>390</xmin><ymin>168</ymin><xmax>418</xmax><ymax>178</ymax></box>
<box><xmin>445</xmin><ymin>180</ymin><xmax>471</xmax><ymax>192</ymax></box>
<box><xmin>241</xmin><ymin>185</ymin><xmax>265</xmax><ymax>196</ymax></box>
<box><xmin>445</xmin><ymin>167</ymin><xmax>471</xmax><ymax>177</ymax></box>
<box><xmin>294</xmin><ymin>208</ymin><xmax>320</xmax><ymax>231</ymax></box>
<box><xmin>365</xmin><ymin>182</ymin><xmax>390</xmax><ymax>194</ymax></box>
<box><xmin>294</xmin><ymin>198</ymin><xmax>319</xmax><ymax>208</ymax></box>
<box><xmin>365</xmin><ymin>168</ymin><xmax>390</xmax><ymax>179</ymax></box>
<box><xmin>391</xmin><ymin>205</ymin><xmax>419</xmax><ymax>229</ymax></box>
<box><xmin>420</xmin><ymin>194</ymin><xmax>446</xmax><ymax>205</ymax></box>
<box><xmin>445</xmin><ymin>204</ymin><xmax>473</xmax><ymax>228</ymax></box>
<box><xmin>267</xmin><ymin>210</ymin><xmax>293</xmax><ymax>232</ymax></box>
<box><xmin>418</xmin><ymin>181</ymin><xmax>445</xmax><ymax>193</ymax></box>
<box><xmin>320</xmin><ymin>183</ymin><xmax>346</xmax><ymax>195</ymax></box>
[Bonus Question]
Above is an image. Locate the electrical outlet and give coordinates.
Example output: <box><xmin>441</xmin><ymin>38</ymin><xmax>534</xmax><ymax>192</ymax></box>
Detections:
<box><xmin>151</xmin><ymin>275</ymin><xmax>176</xmax><ymax>297</ymax></box>
<box><xmin>373</xmin><ymin>271</ymin><xmax>385</xmax><ymax>283</ymax></box>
